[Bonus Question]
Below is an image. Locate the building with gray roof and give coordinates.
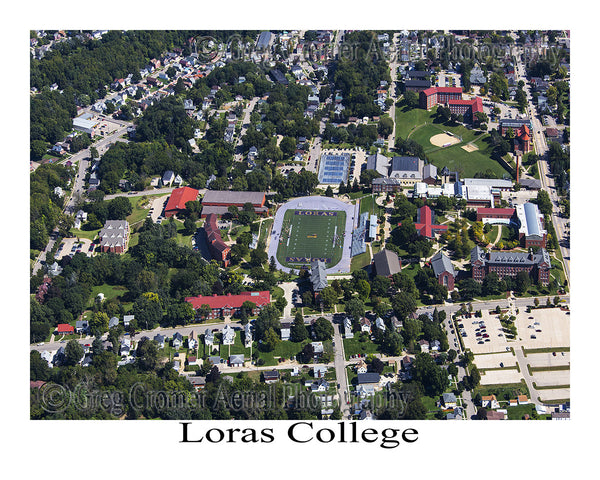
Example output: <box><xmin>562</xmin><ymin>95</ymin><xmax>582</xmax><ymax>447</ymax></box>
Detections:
<box><xmin>98</xmin><ymin>220</ymin><xmax>129</xmax><ymax>254</ymax></box>
<box><xmin>431</xmin><ymin>251</ymin><xmax>456</xmax><ymax>290</ymax></box>
<box><xmin>256</xmin><ymin>31</ymin><xmax>272</xmax><ymax>50</ymax></box>
<box><xmin>515</xmin><ymin>203</ymin><xmax>547</xmax><ymax>248</ymax></box>
<box><xmin>471</xmin><ymin>246</ymin><xmax>550</xmax><ymax>286</ymax></box>
<box><xmin>389</xmin><ymin>156</ymin><xmax>424</xmax><ymax>186</ymax></box>
<box><xmin>365</xmin><ymin>152</ymin><xmax>390</xmax><ymax>177</ymax></box>
<box><xmin>310</xmin><ymin>260</ymin><xmax>328</xmax><ymax>293</ymax></box>
<box><xmin>372</xmin><ymin>249</ymin><xmax>402</xmax><ymax>278</ymax></box>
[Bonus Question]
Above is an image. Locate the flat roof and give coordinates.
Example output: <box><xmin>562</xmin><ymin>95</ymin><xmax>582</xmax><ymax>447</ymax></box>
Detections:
<box><xmin>202</xmin><ymin>190</ymin><xmax>266</xmax><ymax>206</ymax></box>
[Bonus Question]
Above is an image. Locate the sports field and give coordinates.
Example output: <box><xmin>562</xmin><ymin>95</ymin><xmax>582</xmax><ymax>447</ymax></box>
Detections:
<box><xmin>276</xmin><ymin>209</ymin><xmax>347</xmax><ymax>268</ymax></box>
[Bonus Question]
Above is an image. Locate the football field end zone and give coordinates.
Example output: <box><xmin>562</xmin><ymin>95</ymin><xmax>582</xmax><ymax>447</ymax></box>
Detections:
<box><xmin>267</xmin><ymin>196</ymin><xmax>356</xmax><ymax>274</ymax></box>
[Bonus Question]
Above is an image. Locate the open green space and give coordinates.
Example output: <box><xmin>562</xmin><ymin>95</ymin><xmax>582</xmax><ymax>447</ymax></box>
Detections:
<box><xmin>350</xmin><ymin>250</ymin><xmax>372</xmax><ymax>272</ymax></box>
<box><xmin>70</xmin><ymin>228</ymin><xmax>100</xmax><ymax>241</ymax></box>
<box><xmin>343</xmin><ymin>334</ymin><xmax>381</xmax><ymax>360</ymax></box>
<box><xmin>88</xmin><ymin>284</ymin><xmax>129</xmax><ymax>306</ymax></box>
<box><xmin>395</xmin><ymin>106</ymin><xmax>510</xmax><ymax>178</ymax></box>
<box><xmin>276</xmin><ymin>209</ymin><xmax>346</xmax><ymax>269</ymax></box>
<box><xmin>474</xmin><ymin>381</ymin><xmax>530</xmax><ymax>401</ymax></box>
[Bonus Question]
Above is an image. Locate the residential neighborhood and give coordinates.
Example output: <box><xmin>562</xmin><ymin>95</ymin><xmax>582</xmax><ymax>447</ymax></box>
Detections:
<box><xmin>30</xmin><ymin>28</ymin><xmax>571</xmax><ymax>423</ymax></box>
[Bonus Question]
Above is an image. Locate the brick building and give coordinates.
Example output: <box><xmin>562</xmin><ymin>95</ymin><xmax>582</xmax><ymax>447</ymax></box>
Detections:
<box><xmin>431</xmin><ymin>251</ymin><xmax>456</xmax><ymax>290</ymax></box>
<box><xmin>201</xmin><ymin>190</ymin><xmax>267</xmax><ymax>218</ymax></box>
<box><xmin>420</xmin><ymin>87</ymin><xmax>463</xmax><ymax>109</ymax></box>
<box><xmin>98</xmin><ymin>220</ymin><xmax>129</xmax><ymax>253</ymax></box>
<box><xmin>371</xmin><ymin>177</ymin><xmax>404</xmax><ymax>193</ymax></box>
<box><xmin>185</xmin><ymin>291</ymin><xmax>271</xmax><ymax>320</ymax></box>
<box><xmin>204</xmin><ymin>213</ymin><xmax>231</xmax><ymax>267</ymax></box>
<box><xmin>476</xmin><ymin>208</ymin><xmax>516</xmax><ymax>223</ymax></box>
<box><xmin>470</xmin><ymin>246</ymin><xmax>550</xmax><ymax>286</ymax></box>
<box><xmin>515</xmin><ymin>203</ymin><xmax>547</xmax><ymax>248</ymax></box>
<box><xmin>164</xmin><ymin>186</ymin><xmax>200</xmax><ymax>218</ymax></box>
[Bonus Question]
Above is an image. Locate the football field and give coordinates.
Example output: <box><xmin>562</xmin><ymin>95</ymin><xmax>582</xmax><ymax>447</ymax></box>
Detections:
<box><xmin>276</xmin><ymin>209</ymin><xmax>347</xmax><ymax>268</ymax></box>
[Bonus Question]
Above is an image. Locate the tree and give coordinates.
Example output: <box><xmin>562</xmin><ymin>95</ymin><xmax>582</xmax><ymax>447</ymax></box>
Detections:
<box><xmin>206</xmin><ymin>365</ymin><xmax>221</xmax><ymax>383</ymax></box>
<box><xmin>404</xmin><ymin>397</ymin><xmax>427</xmax><ymax>420</ymax></box>
<box><xmin>515</xmin><ymin>270</ymin><xmax>531</xmax><ymax>294</ymax></box>
<box><xmin>262</xmin><ymin>327</ymin><xmax>280</xmax><ymax>351</ymax></box>
<box><xmin>370</xmin><ymin>357</ymin><xmax>385</xmax><ymax>374</ymax></box>
<box><xmin>447</xmin><ymin>349</ymin><xmax>457</xmax><ymax>362</ymax></box>
<box><xmin>297</xmin><ymin>343</ymin><xmax>315</xmax><ymax>364</ymax></box>
<box><xmin>402</xmin><ymin>90</ymin><xmax>419</xmax><ymax>109</ymax></box>
<box><xmin>107</xmin><ymin>196</ymin><xmax>133</xmax><ymax>220</ymax></box>
<box><xmin>291</xmin><ymin>313</ymin><xmax>308</xmax><ymax>342</ymax></box>
<box><xmin>313</xmin><ymin>317</ymin><xmax>334</xmax><ymax>341</ymax></box>
<box><xmin>89</xmin><ymin>311</ymin><xmax>109</xmax><ymax>334</ymax></box>
<box><xmin>402</xmin><ymin>316</ymin><xmax>422</xmax><ymax>343</ymax></box>
<box><xmin>64</xmin><ymin>340</ymin><xmax>84</xmax><ymax>366</ymax></box>
<box><xmin>324</xmin><ymin>185</ymin><xmax>334</xmax><ymax>197</ymax></box>
<box><xmin>412</xmin><ymin>353</ymin><xmax>450</xmax><ymax>396</ymax></box>
<box><xmin>391</xmin><ymin>291</ymin><xmax>417</xmax><ymax>320</ymax></box>
<box><xmin>136</xmin><ymin>337</ymin><xmax>160</xmax><ymax>371</ymax></box>
<box><xmin>345</xmin><ymin>298</ymin><xmax>365</xmax><ymax>321</ymax></box>
<box><xmin>447</xmin><ymin>363</ymin><xmax>458</xmax><ymax>376</ymax></box>
<box><xmin>319</xmin><ymin>286</ymin><xmax>338</xmax><ymax>309</ymax></box>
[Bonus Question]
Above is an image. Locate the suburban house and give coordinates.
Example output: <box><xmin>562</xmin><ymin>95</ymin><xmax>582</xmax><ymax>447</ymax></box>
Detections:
<box><xmin>75</xmin><ymin>320</ymin><xmax>89</xmax><ymax>334</ymax></box>
<box><xmin>108</xmin><ymin>317</ymin><xmax>119</xmax><ymax>329</ymax></box>
<box><xmin>481</xmin><ymin>395</ymin><xmax>500</xmax><ymax>409</ymax></box>
<box><xmin>123</xmin><ymin>315</ymin><xmax>134</xmax><ymax>327</ymax></box>
<box><xmin>188</xmin><ymin>376</ymin><xmax>206</xmax><ymax>391</ymax></box>
<box><xmin>56</xmin><ymin>324</ymin><xmax>74</xmax><ymax>335</ymax></box>
<box><xmin>172</xmin><ymin>332</ymin><xmax>183</xmax><ymax>349</ymax></box>
<box><xmin>310</xmin><ymin>378</ymin><xmax>329</xmax><ymax>392</ymax></box>
<box><xmin>355</xmin><ymin>360</ymin><xmax>368</xmax><ymax>374</ymax></box>
<box><xmin>188</xmin><ymin>330</ymin><xmax>198</xmax><ymax>350</ymax></box>
<box><xmin>313</xmin><ymin>365</ymin><xmax>327</xmax><ymax>378</ymax></box>
<box><xmin>243</xmin><ymin>323</ymin><xmax>253</xmax><ymax>347</ymax></box>
<box><xmin>343</xmin><ymin>317</ymin><xmax>354</xmax><ymax>338</ymax></box>
<box><xmin>360</xmin><ymin>318</ymin><xmax>372</xmax><ymax>333</ymax></box>
<box><xmin>229</xmin><ymin>354</ymin><xmax>244</xmax><ymax>367</ymax></box>
<box><xmin>442</xmin><ymin>392</ymin><xmax>457</xmax><ymax>409</ymax></box>
<box><xmin>263</xmin><ymin>370</ymin><xmax>280</xmax><ymax>384</ymax></box>
<box><xmin>418</xmin><ymin>339</ymin><xmax>430</xmax><ymax>353</ymax></box>
<box><xmin>222</xmin><ymin>324</ymin><xmax>235</xmax><ymax>345</ymax></box>
<box><xmin>204</xmin><ymin>329</ymin><xmax>215</xmax><ymax>346</ymax></box>
<box><xmin>161</xmin><ymin>170</ymin><xmax>175</xmax><ymax>186</ymax></box>
<box><xmin>280</xmin><ymin>322</ymin><xmax>291</xmax><ymax>341</ymax></box>
<box><xmin>153</xmin><ymin>334</ymin><xmax>165</xmax><ymax>348</ymax></box>
<box><xmin>375</xmin><ymin>317</ymin><xmax>386</xmax><ymax>332</ymax></box>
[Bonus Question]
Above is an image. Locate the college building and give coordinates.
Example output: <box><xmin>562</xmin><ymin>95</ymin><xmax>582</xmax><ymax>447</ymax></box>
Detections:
<box><xmin>164</xmin><ymin>186</ymin><xmax>200</xmax><ymax>218</ymax></box>
<box><xmin>470</xmin><ymin>246</ymin><xmax>550</xmax><ymax>286</ymax></box>
<box><xmin>419</xmin><ymin>87</ymin><xmax>483</xmax><ymax>122</ymax></box>
<box><xmin>204</xmin><ymin>213</ymin><xmax>231</xmax><ymax>267</ymax></box>
<box><xmin>185</xmin><ymin>291</ymin><xmax>271</xmax><ymax>320</ymax></box>
<box><xmin>200</xmin><ymin>190</ymin><xmax>267</xmax><ymax>218</ymax></box>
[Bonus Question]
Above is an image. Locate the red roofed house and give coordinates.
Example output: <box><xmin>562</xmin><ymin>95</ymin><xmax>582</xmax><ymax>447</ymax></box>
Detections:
<box><xmin>56</xmin><ymin>323</ymin><xmax>74</xmax><ymax>335</ymax></box>
<box><xmin>408</xmin><ymin>205</ymin><xmax>448</xmax><ymax>239</ymax></box>
<box><xmin>204</xmin><ymin>213</ymin><xmax>231</xmax><ymax>267</ymax></box>
<box><xmin>165</xmin><ymin>186</ymin><xmax>200</xmax><ymax>218</ymax></box>
<box><xmin>476</xmin><ymin>207</ymin><xmax>516</xmax><ymax>223</ymax></box>
<box><xmin>447</xmin><ymin>96</ymin><xmax>483</xmax><ymax>123</ymax></box>
<box><xmin>185</xmin><ymin>291</ymin><xmax>271</xmax><ymax>320</ymax></box>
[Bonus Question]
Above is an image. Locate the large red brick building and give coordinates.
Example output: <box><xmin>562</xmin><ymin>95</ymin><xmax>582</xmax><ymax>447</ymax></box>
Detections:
<box><xmin>200</xmin><ymin>190</ymin><xmax>267</xmax><ymax>218</ymax></box>
<box><xmin>419</xmin><ymin>87</ymin><xmax>483</xmax><ymax>122</ymax></box>
<box><xmin>164</xmin><ymin>186</ymin><xmax>200</xmax><ymax>218</ymax></box>
<box><xmin>470</xmin><ymin>246</ymin><xmax>550</xmax><ymax>286</ymax></box>
<box><xmin>204</xmin><ymin>213</ymin><xmax>231</xmax><ymax>267</ymax></box>
<box><xmin>185</xmin><ymin>291</ymin><xmax>271</xmax><ymax>320</ymax></box>
<box><xmin>476</xmin><ymin>208</ymin><xmax>516</xmax><ymax>223</ymax></box>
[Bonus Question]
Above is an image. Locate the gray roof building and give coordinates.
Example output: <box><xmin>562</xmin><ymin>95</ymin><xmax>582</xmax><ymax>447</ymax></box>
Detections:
<box><xmin>357</xmin><ymin>372</ymin><xmax>381</xmax><ymax>385</ymax></box>
<box><xmin>229</xmin><ymin>354</ymin><xmax>244</xmax><ymax>366</ymax></box>
<box><xmin>431</xmin><ymin>251</ymin><xmax>455</xmax><ymax>278</ymax></box>
<box><xmin>390</xmin><ymin>156</ymin><xmax>423</xmax><ymax>181</ymax></box>
<box><xmin>423</xmin><ymin>163</ymin><xmax>437</xmax><ymax>181</ymax></box>
<box><xmin>256</xmin><ymin>31</ymin><xmax>272</xmax><ymax>50</ymax></box>
<box><xmin>310</xmin><ymin>260</ymin><xmax>328</xmax><ymax>292</ymax></box>
<box><xmin>365</xmin><ymin>153</ymin><xmax>390</xmax><ymax>177</ymax></box>
<box><xmin>372</xmin><ymin>249</ymin><xmax>402</xmax><ymax>277</ymax></box>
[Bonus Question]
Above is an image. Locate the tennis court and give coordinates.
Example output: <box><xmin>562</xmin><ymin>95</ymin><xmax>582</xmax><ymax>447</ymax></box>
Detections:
<box><xmin>318</xmin><ymin>153</ymin><xmax>351</xmax><ymax>184</ymax></box>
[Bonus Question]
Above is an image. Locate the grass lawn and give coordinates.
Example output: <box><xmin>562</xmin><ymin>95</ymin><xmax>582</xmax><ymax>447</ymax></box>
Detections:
<box><xmin>358</xmin><ymin>194</ymin><xmax>381</xmax><ymax>216</ymax></box>
<box><xmin>485</xmin><ymin>225</ymin><xmax>499</xmax><ymax>244</ymax></box>
<box><xmin>175</xmin><ymin>221</ymin><xmax>194</xmax><ymax>248</ymax></box>
<box><xmin>258</xmin><ymin>218</ymin><xmax>274</xmax><ymax>244</ymax></box>
<box><xmin>343</xmin><ymin>334</ymin><xmax>381</xmax><ymax>360</ymax></box>
<box><xmin>219</xmin><ymin>332</ymin><xmax>252</xmax><ymax>357</ymax></box>
<box><xmin>126</xmin><ymin>193</ymin><xmax>168</xmax><ymax>227</ymax></box>
<box><xmin>89</xmin><ymin>284</ymin><xmax>129</xmax><ymax>306</ymax></box>
<box><xmin>474</xmin><ymin>381</ymin><xmax>530</xmax><ymax>402</ymax></box>
<box><xmin>351</xmin><ymin>251</ymin><xmax>372</xmax><ymax>272</ymax></box>
<box><xmin>70</xmin><ymin>228</ymin><xmax>100</xmax><ymax>241</ymax></box>
<box><xmin>506</xmin><ymin>403</ymin><xmax>539</xmax><ymax>420</ymax></box>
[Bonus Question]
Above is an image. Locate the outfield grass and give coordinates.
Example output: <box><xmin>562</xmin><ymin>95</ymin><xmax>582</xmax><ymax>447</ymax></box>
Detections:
<box><xmin>276</xmin><ymin>208</ymin><xmax>346</xmax><ymax>269</ymax></box>
<box><xmin>395</xmin><ymin>106</ymin><xmax>510</xmax><ymax>178</ymax></box>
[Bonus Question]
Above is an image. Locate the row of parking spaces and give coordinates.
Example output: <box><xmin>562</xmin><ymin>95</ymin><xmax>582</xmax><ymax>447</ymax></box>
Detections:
<box><xmin>515</xmin><ymin>308</ymin><xmax>570</xmax><ymax>349</ymax></box>
<box><xmin>148</xmin><ymin>195</ymin><xmax>169</xmax><ymax>223</ymax></box>
<box><xmin>530</xmin><ymin>370</ymin><xmax>570</xmax><ymax>388</ymax></box>
<box><xmin>473</xmin><ymin>352</ymin><xmax>516</xmax><ymax>370</ymax></box>
<box><xmin>539</xmin><ymin>388</ymin><xmax>570</xmax><ymax>403</ymax></box>
<box><xmin>479</xmin><ymin>368</ymin><xmax>524</xmax><ymax>386</ymax></box>
<box><xmin>526</xmin><ymin>352</ymin><xmax>570</xmax><ymax>368</ymax></box>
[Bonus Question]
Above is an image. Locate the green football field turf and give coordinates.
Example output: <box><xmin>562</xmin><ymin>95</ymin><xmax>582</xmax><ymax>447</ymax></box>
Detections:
<box><xmin>276</xmin><ymin>209</ymin><xmax>347</xmax><ymax>268</ymax></box>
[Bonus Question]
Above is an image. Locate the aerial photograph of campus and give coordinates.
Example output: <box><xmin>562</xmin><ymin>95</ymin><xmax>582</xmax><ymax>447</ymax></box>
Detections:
<box><xmin>29</xmin><ymin>29</ymin><xmax>571</xmax><ymax>421</ymax></box>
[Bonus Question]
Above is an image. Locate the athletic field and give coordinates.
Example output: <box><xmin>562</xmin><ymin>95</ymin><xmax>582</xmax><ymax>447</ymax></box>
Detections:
<box><xmin>275</xmin><ymin>209</ymin><xmax>347</xmax><ymax>268</ymax></box>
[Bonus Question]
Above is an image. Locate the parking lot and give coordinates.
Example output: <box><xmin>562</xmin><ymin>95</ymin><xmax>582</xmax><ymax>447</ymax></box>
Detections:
<box><xmin>479</xmin><ymin>368</ymin><xmax>524</xmax><ymax>386</ymax></box>
<box><xmin>148</xmin><ymin>194</ymin><xmax>169</xmax><ymax>223</ymax></box>
<box><xmin>459</xmin><ymin>309</ymin><xmax>510</xmax><ymax>354</ymax></box>
<box><xmin>515</xmin><ymin>307</ymin><xmax>570</xmax><ymax>349</ymax></box>
<box><xmin>54</xmin><ymin>237</ymin><xmax>94</xmax><ymax>261</ymax></box>
<box><xmin>95</xmin><ymin>115</ymin><xmax>122</xmax><ymax>137</ymax></box>
<box><xmin>473</xmin><ymin>352</ymin><xmax>517</xmax><ymax>369</ymax></box>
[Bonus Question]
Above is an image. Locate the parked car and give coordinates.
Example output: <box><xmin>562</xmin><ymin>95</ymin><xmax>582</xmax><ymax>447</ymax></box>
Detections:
<box><xmin>500</xmin><ymin>362</ymin><xmax>504</xmax><ymax>367</ymax></box>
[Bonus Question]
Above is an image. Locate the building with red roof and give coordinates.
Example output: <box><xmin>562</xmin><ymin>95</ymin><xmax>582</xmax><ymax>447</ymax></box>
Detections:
<box><xmin>185</xmin><ymin>291</ymin><xmax>271</xmax><ymax>320</ymax></box>
<box><xmin>447</xmin><ymin>96</ymin><xmax>483</xmax><ymax>122</ymax></box>
<box><xmin>420</xmin><ymin>87</ymin><xmax>463</xmax><ymax>110</ymax></box>
<box><xmin>476</xmin><ymin>207</ymin><xmax>516</xmax><ymax>223</ymax></box>
<box><xmin>164</xmin><ymin>186</ymin><xmax>200</xmax><ymax>218</ymax></box>
<box><xmin>203</xmin><ymin>213</ymin><xmax>231</xmax><ymax>267</ymax></box>
<box><xmin>56</xmin><ymin>323</ymin><xmax>74</xmax><ymax>335</ymax></box>
<box><xmin>514</xmin><ymin>124</ymin><xmax>533</xmax><ymax>154</ymax></box>
<box><xmin>411</xmin><ymin>205</ymin><xmax>448</xmax><ymax>239</ymax></box>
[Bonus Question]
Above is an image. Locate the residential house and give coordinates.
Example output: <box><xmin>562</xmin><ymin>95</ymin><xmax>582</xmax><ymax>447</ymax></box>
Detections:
<box><xmin>280</xmin><ymin>322</ymin><xmax>291</xmax><ymax>341</ymax></box>
<box><xmin>222</xmin><ymin>324</ymin><xmax>235</xmax><ymax>345</ymax></box>
<box><xmin>172</xmin><ymin>332</ymin><xmax>183</xmax><ymax>349</ymax></box>
<box><xmin>313</xmin><ymin>365</ymin><xmax>327</xmax><ymax>378</ymax></box>
<box><xmin>188</xmin><ymin>376</ymin><xmax>206</xmax><ymax>391</ymax></box>
<box><xmin>123</xmin><ymin>315</ymin><xmax>134</xmax><ymax>327</ymax></box>
<box><xmin>243</xmin><ymin>323</ymin><xmax>253</xmax><ymax>348</ymax></box>
<box><xmin>355</xmin><ymin>360</ymin><xmax>368</xmax><ymax>374</ymax></box>
<box><xmin>418</xmin><ymin>339</ymin><xmax>430</xmax><ymax>353</ymax></box>
<box><xmin>153</xmin><ymin>334</ymin><xmax>165</xmax><ymax>348</ymax></box>
<box><xmin>375</xmin><ymin>317</ymin><xmax>386</xmax><ymax>332</ymax></box>
<box><xmin>517</xmin><ymin>395</ymin><xmax>529</xmax><ymax>405</ymax></box>
<box><xmin>204</xmin><ymin>329</ymin><xmax>215</xmax><ymax>346</ymax></box>
<box><xmin>343</xmin><ymin>317</ymin><xmax>354</xmax><ymax>338</ymax></box>
<box><xmin>188</xmin><ymin>330</ymin><xmax>198</xmax><ymax>350</ymax></box>
<box><xmin>229</xmin><ymin>354</ymin><xmax>244</xmax><ymax>367</ymax></box>
<box><xmin>360</xmin><ymin>318</ymin><xmax>371</xmax><ymax>333</ymax></box>
<box><xmin>430</xmin><ymin>339</ymin><xmax>441</xmax><ymax>351</ymax></box>
<box><xmin>311</xmin><ymin>342</ymin><xmax>324</xmax><ymax>356</ymax></box>
<box><xmin>310</xmin><ymin>378</ymin><xmax>329</xmax><ymax>392</ymax></box>
<box><xmin>75</xmin><ymin>320</ymin><xmax>89</xmax><ymax>334</ymax></box>
<box><xmin>56</xmin><ymin>324</ymin><xmax>74</xmax><ymax>335</ymax></box>
<box><xmin>481</xmin><ymin>395</ymin><xmax>500</xmax><ymax>409</ymax></box>
<box><xmin>208</xmin><ymin>356</ymin><xmax>221</xmax><ymax>366</ymax></box>
<box><xmin>442</xmin><ymin>392</ymin><xmax>457</xmax><ymax>409</ymax></box>
<box><xmin>357</xmin><ymin>373</ymin><xmax>381</xmax><ymax>388</ymax></box>
<box><xmin>108</xmin><ymin>317</ymin><xmax>119</xmax><ymax>329</ymax></box>
<box><xmin>263</xmin><ymin>370</ymin><xmax>280</xmax><ymax>384</ymax></box>
<box><xmin>120</xmin><ymin>338</ymin><xmax>131</xmax><ymax>356</ymax></box>
<box><xmin>162</xmin><ymin>170</ymin><xmax>175</xmax><ymax>187</ymax></box>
